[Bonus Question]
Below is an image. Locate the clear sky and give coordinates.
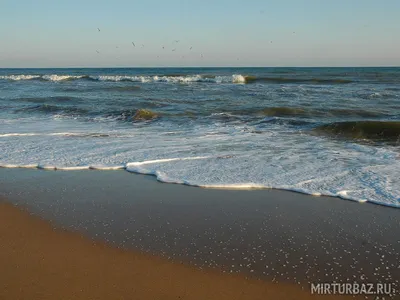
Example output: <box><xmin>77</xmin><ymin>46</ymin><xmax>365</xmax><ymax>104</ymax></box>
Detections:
<box><xmin>1</xmin><ymin>0</ymin><xmax>399</xmax><ymax>67</ymax></box>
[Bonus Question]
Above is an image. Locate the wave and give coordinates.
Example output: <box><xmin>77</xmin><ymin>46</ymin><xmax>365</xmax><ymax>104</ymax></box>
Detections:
<box><xmin>0</xmin><ymin>74</ymin><xmax>247</xmax><ymax>84</ymax></box>
<box><xmin>0</xmin><ymin>73</ymin><xmax>358</xmax><ymax>85</ymax></box>
<box><xmin>0</xmin><ymin>74</ymin><xmax>87</xmax><ymax>81</ymax></box>
<box><xmin>15</xmin><ymin>104</ymin><xmax>89</xmax><ymax>115</ymax></box>
<box><xmin>1</xmin><ymin>158</ymin><xmax>398</xmax><ymax>208</ymax></box>
<box><xmin>244</xmin><ymin>77</ymin><xmax>353</xmax><ymax>84</ymax></box>
<box><xmin>314</xmin><ymin>121</ymin><xmax>400</xmax><ymax>143</ymax></box>
<box><xmin>259</xmin><ymin>107</ymin><xmax>386</xmax><ymax>118</ymax></box>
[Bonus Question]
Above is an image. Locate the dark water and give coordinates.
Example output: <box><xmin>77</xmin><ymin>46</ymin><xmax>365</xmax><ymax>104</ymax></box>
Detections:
<box><xmin>1</xmin><ymin>67</ymin><xmax>400</xmax><ymax>207</ymax></box>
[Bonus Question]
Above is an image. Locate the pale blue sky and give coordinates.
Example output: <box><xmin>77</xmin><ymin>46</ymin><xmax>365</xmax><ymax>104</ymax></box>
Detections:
<box><xmin>1</xmin><ymin>0</ymin><xmax>399</xmax><ymax>67</ymax></box>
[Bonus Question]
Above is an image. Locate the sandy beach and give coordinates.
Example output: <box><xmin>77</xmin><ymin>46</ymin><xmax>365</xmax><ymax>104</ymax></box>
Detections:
<box><xmin>1</xmin><ymin>168</ymin><xmax>399</xmax><ymax>299</ymax></box>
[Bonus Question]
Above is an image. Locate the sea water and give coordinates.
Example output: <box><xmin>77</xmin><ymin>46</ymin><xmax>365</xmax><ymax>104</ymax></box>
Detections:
<box><xmin>1</xmin><ymin>67</ymin><xmax>399</xmax><ymax>207</ymax></box>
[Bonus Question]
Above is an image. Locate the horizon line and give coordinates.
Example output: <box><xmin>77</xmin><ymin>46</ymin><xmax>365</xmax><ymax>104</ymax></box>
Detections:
<box><xmin>1</xmin><ymin>65</ymin><xmax>400</xmax><ymax>69</ymax></box>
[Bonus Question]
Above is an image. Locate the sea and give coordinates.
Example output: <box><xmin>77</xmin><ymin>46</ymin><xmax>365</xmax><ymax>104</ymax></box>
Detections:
<box><xmin>1</xmin><ymin>67</ymin><xmax>399</xmax><ymax>207</ymax></box>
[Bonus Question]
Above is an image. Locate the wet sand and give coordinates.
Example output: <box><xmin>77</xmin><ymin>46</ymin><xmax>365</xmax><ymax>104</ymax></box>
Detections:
<box><xmin>0</xmin><ymin>200</ymin><xmax>355</xmax><ymax>300</ymax></box>
<box><xmin>1</xmin><ymin>168</ymin><xmax>399</xmax><ymax>299</ymax></box>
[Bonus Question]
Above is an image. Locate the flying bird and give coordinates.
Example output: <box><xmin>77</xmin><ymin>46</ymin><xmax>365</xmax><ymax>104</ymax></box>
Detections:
<box><xmin>190</xmin><ymin>47</ymin><xmax>192</xmax><ymax>50</ymax></box>
<box><xmin>132</xmin><ymin>42</ymin><xmax>135</xmax><ymax>47</ymax></box>
<box><xmin>96</xmin><ymin>50</ymin><xmax>100</xmax><ymax>54</ymax></box>
<box><xmin>97</xmin><ymin>28</ymin><xmax>100</xmax><ymax>32</ymax></box>
<box><xmin>141</xmin><ymin>44</ymin><xmax>144</xmax><ymax>48</ymax></box>
<box><xmin>172</xmin><ymin>49</ymin><xmax>176</xmax><ymax>52</ymax></box>
<box><xmin>174</xmin><ymin>40</ymin><xmax>179</xmax><ymax>43</ymax></box>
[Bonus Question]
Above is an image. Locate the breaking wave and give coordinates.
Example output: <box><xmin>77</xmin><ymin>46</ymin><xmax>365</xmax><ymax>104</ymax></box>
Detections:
<box><xmin>314</xmin><ymin>121</ymin><xmax>400</xmax><ymax>143</ymax></box>
<box><xmin>0</xmin><ymin>74</ymin><xmax>353</xmax><ymax>85</ymax></box>
<box><xmin>0</xmin><ymin>74</ymin><xmax>247</xmax><ymax>84</ymax></box>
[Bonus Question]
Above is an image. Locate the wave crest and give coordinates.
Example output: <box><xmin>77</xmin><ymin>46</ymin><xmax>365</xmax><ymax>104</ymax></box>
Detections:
<box><xmin>314</xmin><ymin>121</ymin><xmax>400</xmax><ymax>143</ymax></box>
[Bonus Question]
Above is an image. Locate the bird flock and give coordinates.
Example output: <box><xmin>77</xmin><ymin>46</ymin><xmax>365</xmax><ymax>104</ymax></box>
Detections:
<box><xmin>95</xmin><ymin>28</ymin><xmax>202</xmax><ymax>60</ymax></box>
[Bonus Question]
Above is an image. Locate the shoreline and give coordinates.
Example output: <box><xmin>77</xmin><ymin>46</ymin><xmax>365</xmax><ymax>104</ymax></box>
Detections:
<box><xmin>1</xmin><ymin>165</ymin><xmax>398</xmax><ymax>209</ymax></box>
<box><xmin>1</xmin><ymin>168</ymin><xmax>399</xmax><ymax>299</ymax></box>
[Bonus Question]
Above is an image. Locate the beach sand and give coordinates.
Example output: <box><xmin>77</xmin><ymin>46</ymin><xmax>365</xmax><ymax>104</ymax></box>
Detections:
<box><xmin>1</xmin><ymin>168</ymin><xmax>399</xmax><ymax>299</ymax></box>
<box><xmin>0</xmin><ymin>200</ymin><xmax>356</xmax><ymax>300</ymax></box>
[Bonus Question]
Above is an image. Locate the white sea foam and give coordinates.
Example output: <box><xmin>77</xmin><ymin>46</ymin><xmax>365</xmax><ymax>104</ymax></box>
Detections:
<box><xmin>89</xmin><ymin>165</ymin><xmax>125</xmax><ymax>170</ymax></box>
<box><xmin>0</xmin><ymin>75</ymin><xmax>41</xmax><ymax>81</ymax></box>
<box><xmin>55</xmin><ymin>166</ymin><xmax>90</xmax><ymax>170</ymax></box>
<box><xmin>0</xmin><ymin>133</ymin><xmax>40</xmax><ymax>137</ymax></box>
<box><xmin>41</xmin><ymin>75</ymin><xmax>85</xmax><ymax>81</ymax></box>
<box><xmin>0</xmin><ymin>74</ymin><xmax>249</xmax><ymax>84</ymax></box>
<box><xmin>232</xmin><ymin>74</ymin><xmax>247</xmax><ymax>83</ymax></box>
<box><xmin>37</xmin><ymin>165</ymin><xmax>57</xmax><ymax>170</ymax></box>
<box><xmin>126</xmin><ymin>156</ymin><xmax>210</xmax><ymax>167</ymax></box>
<box><xmin>1</xmin><ymin>114</ymin><xmax>399</xmax><ymax>208</ymax></box>
<box><xmin>0</xmin><ymin>164</ymin><xmax>38</xmax><ymax>169</ymax></box>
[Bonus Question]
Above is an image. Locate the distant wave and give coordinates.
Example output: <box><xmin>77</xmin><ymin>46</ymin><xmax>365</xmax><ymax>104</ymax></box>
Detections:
<box><xmin>246</xmin><ymin>77</ymin><xmax>353</xmax><ymax>84</ymax></box>
<box><xmin>314</xmin><ymin>121</ymin><xmax>400</xmax><ymax>143</ymax></box>
<box><xmin>0</xmin><ymin>74</ymin><xmax>88</xmax><ymax>81</ymax></box>
<box><xmin>0</xmin><ymin>74</ymin><xmax>354</xmax><ymax>85</ymax></box>
<box><xmin>0</xmin><ymin>74</ymin><xmax>247</xmax><ymax>84</ymax></box>
<box><xmin>9</xmin><ymin>100</ymin><xmax>395</xmax><ymax>124</ymax></box>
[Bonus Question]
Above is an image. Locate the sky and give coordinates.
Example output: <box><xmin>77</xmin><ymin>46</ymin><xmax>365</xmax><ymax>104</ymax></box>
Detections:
<box><xmin>1</xmin><ymin>0</ymin><xmax>400</xmax><ymax>67</ymax></box>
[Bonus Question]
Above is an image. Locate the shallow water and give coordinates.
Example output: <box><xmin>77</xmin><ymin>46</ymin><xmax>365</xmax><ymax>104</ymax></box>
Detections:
<box><xmin>1</xmin><ymin>67</ymin><xmax>399</xmax><ymax>207</ymax></box>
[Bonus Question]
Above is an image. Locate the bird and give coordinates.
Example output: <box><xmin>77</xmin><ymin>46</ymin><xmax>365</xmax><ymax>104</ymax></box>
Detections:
<box><xmin>172</xmin><ymin>49</ymin><xmax>176</xmax><ymax>52</ymax></box>
<box><xmin>162</xmin><ymin>46</ymin><xmax>165</xmax><ymax>49</ymax></box>
<box><xmin>190</xmin><ymin>47</ymin><xmax>193</xmax><ymax>50</ymax></box>
<box><xmin>174</xmin><ymin>40</ymin><xmax>179</xmax><ymax>43</ymax></box>
<box><xmin>97</xmin><ymin>28</ymin><xmax>100</xmax><ymax>32</ymax></box>
<box><xmin>141</xmin><ymin>44</ymin><xmax>144</xmax><ymax>48</ymax></box>
<box><xmin>96</xmin><ymin>50</ymin><xmax>100</xmax><ymax>54</ymax></box>
<box><xmin>116</xmin><ymin>46</ymin><xmax>119</xmax><ymax>48</ymax></box>
<box><xmin>132</xmin><ymin>42</ymin><xmax>135</xmax><ymax>47</ymax></box>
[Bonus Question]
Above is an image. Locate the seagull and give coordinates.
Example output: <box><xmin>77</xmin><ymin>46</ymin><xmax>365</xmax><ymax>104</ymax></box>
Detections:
<box><xmin>97</xmin><ymin>28</ymin><xmax>100</xmax><ymax>32</ymax></box>
<box><xmin>132</xmin><ymin>42</ymin><xmax>135</xmax><ymax>47</ymax></box>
